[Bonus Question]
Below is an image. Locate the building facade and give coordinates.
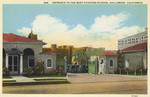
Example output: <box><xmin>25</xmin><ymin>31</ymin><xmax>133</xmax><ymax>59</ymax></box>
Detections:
<box><xmin>89</xmin><ymin>51</ymin><xmax>118</xmax><ymax>74</ymax></box>
<box><xmin>3</xmin><ymin>33</ymin><xmax>57</xmax><ymax>75</ymax></box>
<box><xmin>122</xmin><ymin>42</ymin><xmax>147</xmax><ymax>70</ymax></box>
<box><xmin>42</xmin><ymin>44</ymin><xmax>105</xmax><ymax>64</ymax></box>
<box><xmin>118</xmin><ymin>27</ymin><xmax>148</xmax><ymax>70</ymax></box>
<box><xmin>118</xmin><ymin>27</ymin><xmax>147</xmax><ymax>50</ymax></box>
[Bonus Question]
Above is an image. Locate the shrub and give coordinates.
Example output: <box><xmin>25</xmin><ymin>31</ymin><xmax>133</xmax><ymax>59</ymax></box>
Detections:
<box><xmin>44</xmin><ymin>67</ymin><xmax>65</xmax><ymax>76</ymax></box>
<box><xmin>23</xmin><ymin>66</ymin><xmax>33</xmax><ymax>75</ymax></box>
<box><xmin>34</xmin><ymin>61</ymin><xmax>44</xmax><ymax>75</ymax></box>
<box><xmin>135</xmin><ymin>65</ymin><xmax>143</xmax><ymax>73</ymax></box>
<box><xmin>58</xmin><ymin>67</ymin><xmax>65</xmax><ymax>75</ymax></box>
<box><xmin>3</xmin><ymin>67</ymin><xmax>10</xmax><ymax>76</ymax></box>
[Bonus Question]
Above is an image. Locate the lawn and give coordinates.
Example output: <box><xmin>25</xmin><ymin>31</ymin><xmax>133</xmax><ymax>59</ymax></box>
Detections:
<box><xmin>23</xmin><ymin>74</ymin><xmax>67</xmax><ymax>78</ymax></box>
<box><xmin>3</xmin><ymin>76</ymin><xmax>12</xmax><ymax>79</ymax></box>
<box><xmin>114</xmin><ymin>72</ymin><xmax>147</xmax><ymax>75</ymax></box>
<box><xmin>34</xmin><ymin>79</ymin><xmax>67</xmax><ymax>82</ymax></box>
<box><xmin>3</xmin><ymin>80</ymin><xmax>16</xmax><ymax>83</ymax></box>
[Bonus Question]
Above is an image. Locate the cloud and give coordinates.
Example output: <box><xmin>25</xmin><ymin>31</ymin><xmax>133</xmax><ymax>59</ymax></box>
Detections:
<box><xmin>17</xmin><ymin>13</ymin><xmax>143</xmax><ymax>50</ymax></box>
<box><xmin>90</xmin><ymin>12</ymin><xmax>129</xmax><ymax>33</ymax></box>
<box><xmin>31</xmin><ymin>14</ymin><xmax>68</xmax><ymax>35</ymax></box>
<box><xmin>17</xmin><ymin>27</ymin><xmax>31</xmax><ymax>36</ymax></box>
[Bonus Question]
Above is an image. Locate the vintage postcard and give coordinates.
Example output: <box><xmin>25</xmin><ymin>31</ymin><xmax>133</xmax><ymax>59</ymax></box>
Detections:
<box><xmin>0</xmin><ymin>0</ymin><xmax>149</xmax><ymax>96</ymax></box>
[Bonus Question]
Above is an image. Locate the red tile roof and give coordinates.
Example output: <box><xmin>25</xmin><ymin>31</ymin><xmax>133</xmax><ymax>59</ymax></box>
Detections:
<box><xmin>3</xmin><ymin>33</ymin><xmax>46</xmax><ymax>44</ymax></box>
<box><xmin>122</xmin><ymin>42</ymin><xmax>147</xmax><ymax>52</ymax></box>
<box><xmin>40</xmin><ymin>50</ymin><xmax>58</xmax><ymax>54</ymax></box>
<box><xmin>100</xmin><ymin>51</ymin><xmax>118</xmax><ymax>56</ymax></box>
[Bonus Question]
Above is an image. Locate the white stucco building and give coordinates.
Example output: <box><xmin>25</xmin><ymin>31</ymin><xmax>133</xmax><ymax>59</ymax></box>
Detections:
<box><xmin>3</xmin><ymin>33</ymin><xmax>57</xmax><ymax>75</ymax></box>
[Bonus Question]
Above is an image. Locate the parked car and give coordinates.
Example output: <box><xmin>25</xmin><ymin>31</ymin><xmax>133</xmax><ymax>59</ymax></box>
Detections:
<box><xmin>67</xmin><ymin>65</ymin><xmax>72</xmax><ymax>73</ymax></box>
<box><xmin>71</xmin><ymin>65</ymin><xmax>76</xmax><ymax>73</ymax></box>
<box><xmin>82</xmin><ymin>65</ymin><xmax>88</xmax><ymax>73</ymax></box>
<box><xmin>75</xmin><ymin>65</ymin><xmax>79</xmax><ymax>73</ymax></box>
<box><xmin>79</xmin><ymin>65</ymin><xmax>83</xmax><ymax>73</ymax></box>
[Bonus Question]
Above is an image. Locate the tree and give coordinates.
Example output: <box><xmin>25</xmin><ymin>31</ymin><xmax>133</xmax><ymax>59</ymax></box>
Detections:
<box><xmin>117</xmin><ymin>50</ymin><xmax>125</xmax><ymax>73</ymax></box>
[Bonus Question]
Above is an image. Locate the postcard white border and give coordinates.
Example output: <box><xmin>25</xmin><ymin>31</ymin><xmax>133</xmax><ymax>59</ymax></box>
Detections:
<box><xmin>0</xmin><ymin>0</ymin><xmax>149</xmax><ymax>97</ymax></box>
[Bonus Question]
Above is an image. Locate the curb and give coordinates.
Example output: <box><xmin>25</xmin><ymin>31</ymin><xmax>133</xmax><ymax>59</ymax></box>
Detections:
<box><xmin>3</xmin><ymin>80</ymin><xmax>70</xmax><ymax>86</ymax></box>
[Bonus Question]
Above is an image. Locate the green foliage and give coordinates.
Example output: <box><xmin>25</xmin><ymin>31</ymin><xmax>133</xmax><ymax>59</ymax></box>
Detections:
<box><xmin>34</xmin><ymin>61</ymin><xmax>44</xmax><ymax>75</ymax></box>
<box><xmin>23</xmin><ymin>66</ymin><xmax>34</xmax><ymax>75</ymax></box>
<box><xmin>117</xmin><ymin>50</ymin><xmax>125</xmax><ymax>72</ymax></box>
<box><xmin>3</xmin><ymin>67</ymin><xmax>10</xmax><ymax>76</ymax></box>
<box><xmin>88</xmin><ymin>61</ymin><xmax>96</xmax><ymax>74</ymax></box>
<box><xmin>44</xmin><ymin>67</ymin><xmax>65</xmax><ymax>75</ymax></box>
<box><xmin>115</xmin><ymin>64</ymin><xmax>147</xmax><ymax>75</ymax></box>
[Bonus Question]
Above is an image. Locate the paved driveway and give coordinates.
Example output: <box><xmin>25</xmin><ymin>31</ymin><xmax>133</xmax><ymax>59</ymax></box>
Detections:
<box><xmin>3</xmin><ymin>73</ymin><xmax>147</xmax><ymax>94</ymax></box>
<box><xmin>67</xmin><ymin>73</ymin><xmax>147</xmax><ymax>83</ymax></box>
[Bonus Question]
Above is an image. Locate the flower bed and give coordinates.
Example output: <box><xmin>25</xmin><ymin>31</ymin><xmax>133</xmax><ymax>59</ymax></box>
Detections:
<box><xmin>3</xmin><ymin>67</ymin><xmax>10</xmax><ymax>78</ymax></box>
<box><xmin>23</xmin><ymin>61</ymin><xmax>66</xmax><ymax>77</ymax></box>
<box><xmin>115</xmin><ymin>65</ymin><xmax>147</xmax><ymax>75</ymax></box>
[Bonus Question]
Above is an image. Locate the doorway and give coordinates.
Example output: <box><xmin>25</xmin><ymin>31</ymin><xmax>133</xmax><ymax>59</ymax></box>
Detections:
<box><xmin>8</xmin><ymin>55</ymin><xmax>18</xmax><ymax>74</ymax></box>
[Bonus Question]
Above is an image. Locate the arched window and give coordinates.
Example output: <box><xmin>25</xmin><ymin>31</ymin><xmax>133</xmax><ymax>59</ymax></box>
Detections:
<box><xmin>110</xmin><ymin>60</ymin><xmax>113</xmax><ymax>67</ymax></box>
<box><xmin>47</xmin><ymin>59</ymin><xmax>52</xmax><ymax>67</ymax></box>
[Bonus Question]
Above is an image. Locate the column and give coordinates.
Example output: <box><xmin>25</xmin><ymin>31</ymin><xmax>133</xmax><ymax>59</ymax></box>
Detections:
<box><xmin>6</xmin><ymin>53</ymin><xmax>8</xmax><ymax>68</ymax></box>
<box><xmin>64</xmin><ymin>56</ymin><xmax>67</xmax><ymax>74</ymax></box>
<box><xmin>20</xmin><ymin>54</ymin><xmax>23</xmax><ymax>74</ymax></box>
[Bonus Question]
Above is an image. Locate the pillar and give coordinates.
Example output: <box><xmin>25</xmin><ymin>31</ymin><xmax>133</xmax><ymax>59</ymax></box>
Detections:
<box><xmin>20</xmin><ymin>54</ymin><xmax>23</xmax><ymax>74</ymax></box>
<box><xmin>64</xmin><ymin>56</ymin><xmax>67</xmax><ymax>74</ymax></box>
<box><xmin>6</xmin><ymin>53</ymin><xmax>8</xmax><ymax>68</ymax></box>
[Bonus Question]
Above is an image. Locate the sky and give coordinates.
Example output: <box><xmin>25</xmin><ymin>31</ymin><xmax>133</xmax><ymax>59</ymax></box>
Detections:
<box><xmin>3</xmin><ymin>4</ymin><xmax>147</xmax><ymax>50</ymax></box>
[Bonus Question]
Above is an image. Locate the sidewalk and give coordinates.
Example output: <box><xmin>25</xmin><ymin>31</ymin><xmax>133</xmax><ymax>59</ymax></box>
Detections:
<box><xmin>105</xmin><ymin>74</ymin><xmax>147</xmax><ymax>80</ymax></box>
<box><xmin>11</xmin><ymin>76</ymin><xmax>36</xmax><ymax>82</ymax></box>
<box><xmin>3</xmin><ymin>76</ymin><xmax>69</xmax><ymax>86</ymax></box>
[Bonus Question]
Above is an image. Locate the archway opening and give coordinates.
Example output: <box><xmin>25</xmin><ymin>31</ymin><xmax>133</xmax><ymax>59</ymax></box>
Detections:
<box><xmin>23</xmin><ymin>48</ymin><xmax>34</xmax><ymax>68</ymax></box>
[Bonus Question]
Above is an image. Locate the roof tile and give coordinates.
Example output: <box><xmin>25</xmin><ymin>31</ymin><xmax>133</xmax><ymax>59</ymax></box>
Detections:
<box><xmin>100</xmin><ymin>51</ymin><xmax>118</xmax><ymax>56</ymax></box>
<box><xmin>40</xmin><ymin>50</ymin><xmax>58</xmax><ymax>54</ymax></box>
<box><xmin>122</xmin><ymin>42</ymin><xmax>147</xmax><ymax>52</ymax></box>
<box><xmin>3</xmin><ymin>33</ymin><xmax>45</xmax><ymax>44</ymax></box>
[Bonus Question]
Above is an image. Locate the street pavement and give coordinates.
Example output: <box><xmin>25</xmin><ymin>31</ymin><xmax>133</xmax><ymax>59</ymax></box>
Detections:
<box><xmin>3</xmin><ymin>73</ymin><xmax>147</xmax><ymax>94</ymax></box>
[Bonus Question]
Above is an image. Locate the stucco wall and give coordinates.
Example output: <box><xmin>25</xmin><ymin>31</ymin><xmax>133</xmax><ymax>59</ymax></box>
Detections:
<box><xmin>99</xmin><ymin>55</ymin><xmax>117</xmax><ymax>74</ymax></box>
<box><xmin>3</xmin><ymin>42</ymin><xmax>43</xmax><ymax>62</ymax></box>
<box><xmin>38</xmin><ymin>54</ymin><xmax>56</xmax><ymax>71</ymax></box>
<box><xmin>123</xmin><ymin>51</ymin><xmax>147</xmax><ymax>70</ymax></box>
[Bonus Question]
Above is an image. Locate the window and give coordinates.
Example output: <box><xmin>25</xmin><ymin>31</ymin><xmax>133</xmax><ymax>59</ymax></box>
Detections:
<box><xmin>47</xmin><ymin>59</ymin><xmax>52</xmax><ymax>67</ymax></box>
<box><xmin>132</xmin><ymin>38</ymin><xmax>135</xmax><ymax>43</ymax></box>
<box><xmin>128</xmin><ymin>39</ymin><xmax>131</xmax><ymax>43</ymax></box>
<box><xmin>28</xmin><ymin>56</ymin><xmax>34</xmax><ymax>67</ymax></box>
<box><xmin>121</xmin><ymin>41</ymin><xmax>123</xmax><ymax>44</ymax></box>
<box><xmin>110</xmin><ymin>60</ymin><xmax>113</xmax><ymax>67</ymax></box>
<box><xmin>144</xmin><ymin>36</ymin><xmax>147</xmax><ymax>39</ymax></box>
<box><xmin>141</xmin><ymin>37</ymin><xmax>144</xmax><ymax>41</ymax></box>
<box><xmin>135</xmin><ymin>38</ymin><xmax>138</xmax><ymax>43</ymax></box>
<box><xmin>118</xmin><ymin>41</ymin><xmax>120</xmax><ymax>45</ymax></box>
<box><xmin>100</xmin><ymin>60</ymin><xmax>103</xmax><ymax>64</ymax></box>
<box><xmin>144</xmin><ymin>36</ymin><xmax>148</xmax><ymax>41</ymax></box>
